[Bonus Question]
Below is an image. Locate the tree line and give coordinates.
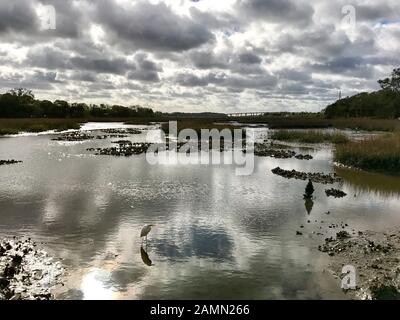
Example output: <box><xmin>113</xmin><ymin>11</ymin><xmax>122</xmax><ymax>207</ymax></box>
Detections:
<box><xmin>324</xmin><ymin>68</ymin><xmax>400</xmax><ymax>119</ymax></box>
<box><xmin>0</xmin><ymin>88</ymin><xmax>157</xmax><ymax>118</ymax></box>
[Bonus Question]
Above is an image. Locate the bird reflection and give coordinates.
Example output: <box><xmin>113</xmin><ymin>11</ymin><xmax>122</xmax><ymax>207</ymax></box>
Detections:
<box><xmin>140</xmin><ymin>246</ymin><xmax>153</xmax><ymax>266</ymax></box>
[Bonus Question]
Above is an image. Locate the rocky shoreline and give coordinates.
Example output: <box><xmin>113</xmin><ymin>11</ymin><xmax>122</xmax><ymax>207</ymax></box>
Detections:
<box><xmin>0</xmin><ymin>238</ymin><xmax>64</xmax><ymax>300</ymax></box>
<box><xmin>319</xmin><ymin>230</ymin><xmax>400</xmax><ymax>300</ymax></box>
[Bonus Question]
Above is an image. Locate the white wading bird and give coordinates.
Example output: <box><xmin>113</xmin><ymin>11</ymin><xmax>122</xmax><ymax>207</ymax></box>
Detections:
<box><xmin>140</xmin><ymin>224</ymin><xmax>154</xmax><ymax>244</ymax></box>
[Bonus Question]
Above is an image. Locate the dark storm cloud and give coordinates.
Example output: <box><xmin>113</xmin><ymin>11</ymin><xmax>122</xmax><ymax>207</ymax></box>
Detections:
<box><xmin>27</xmin><ymin>46</ymin><xmax>70</xmax><ymax>69</ymax></box>
<box><xmin>26</xmin><ymin>46</ymin><xmax>136</xmax><ymax>75</ymax></box>
<box><xmin>189</xmin><ymin>51</ymin><xmax>229</xmax><ymax>69</ymax></box>
<box><xmin>70</xmin><ymin>57</ymin><xmax>132</xmax><ymax>75</ymax></box>
<box><xmin>238</xmin><ymin>52</ymin><xmax>262</xmax><ymax>64</ymax></box>
<box><xmin>173</xmin><ymin>71</ymin><xmax>277</xmax><ymax>91</ymax></box>
<box><xmin>127</xmin><ymin>53</ymin><xmax>163</xmax><ymax>82</ymax></box>
<box><xmin>237</xmin><ymin>0</ymin><xmax>314</xmax><ymax>26</ymax></box>
<box><xmin>356</xmin><ymin>3</ymin><xmax>400</xmax><ymax>22</ymax></box>
<box><xmin>277</xmin><ymin>69</ymin><xmax>312</xmax><ymax>82</ymax></box>
<box><xmin>68</xmin><ymin>71</ymin><xmax>97</xmax><ymax>83</ymax></box>
<box><xmin>188</xmin><ymin>49</ymin><xmax>263</xmax><ymax>75</ymax></box>
<box><xmin>174</xmin><ymin>72</ymin><xmax>225</xmax><ymax>87</ymax></box>
<box><xmin>95</xmin><ymin>0</ymin><xmax>215</xmax><ymax>52</ymax></box>
<box><xmin>189</xmin><ymin>7</ymin><xmax>240</xmax><ymax>30</ymax></box>
<box><xmin>0</xmin><ymin>1</ymin><xmax>38</xmax><ymax>33</ymax></box>
<box><xmin>279</xmin><ymin>82</ymin><xmax>310</xmax><ymax>95</ymax></box>
<box><xmin>273</xmin><ymin>26</ymin><xmax>352</xmax><ymax>57</ymax></box>
<box><xmin>0</xmin><ymin>70</ymin><xmax>60</xmax><ymax>90</ymax></box>
<box><xmin>309</xmin><ymin>56</ymin><xmax>375</xmax><ymax>79</ymax></box>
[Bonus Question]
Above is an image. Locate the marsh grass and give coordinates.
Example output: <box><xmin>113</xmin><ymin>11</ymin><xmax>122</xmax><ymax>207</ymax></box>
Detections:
<box><xmin>270</xmin><ymin>130</ymin><xmax>349</xmax><ymax>144</ymax></box>
<box><xmin>332</xmin><ymin>118</ymin><xmax>400</xmax><ymax>132</ymax></box>
<box><xmin>335</xmin><ymin>133</ymin><xmax>400</xmax><ymax>174</ymax></box>
<box><xmin>242</xmin><ymin>116</ymin><xmax>400</xmax><ymax>132</ymax></box>
<box><xmin>0</xmin><ymin>118</ymin><xmax>81</xmax><ymax>135</ymax></box>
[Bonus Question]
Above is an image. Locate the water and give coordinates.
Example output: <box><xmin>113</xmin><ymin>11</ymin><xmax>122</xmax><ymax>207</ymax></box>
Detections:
<box><xmin>1</xmin><ymin>123</ymin><xmax>400</xmax><ymax>300</ymax></box>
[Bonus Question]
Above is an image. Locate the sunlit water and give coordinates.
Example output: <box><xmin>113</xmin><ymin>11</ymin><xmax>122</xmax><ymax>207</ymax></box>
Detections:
<box><xmin>1</xmin><ymin>123</ymin><xmax>400</xmax><ymax>300</ymax></box>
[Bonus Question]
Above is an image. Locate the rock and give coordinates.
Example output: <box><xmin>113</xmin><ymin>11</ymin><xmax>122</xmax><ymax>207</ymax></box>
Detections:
<box><xmin>0</xmin><ymin>160</ymin><xmax>22</xmax><ymax>166</ymax></box>
<box><xmin>296</xmin><ymin>231</ymin><xmax>303</xmax><ymax>235</ymax></box>
<box><xmin>32</xmin><ymin>270</ymin><xmax>43</xmax><ymax>281</ymax></box>
<box><xmin>0</xmin><ymin>277</ymin><xmax>9</xmax><ymax>288</ymax></box>
<box><xmin>3</xmin><ymin>265</ymin><xmax>16</xmax><ymax>278</ymax></box>
<box><xmin>325</xmin><ymin>188</ymin><xmax>347</xmax><ymax>198</ymax></box>
<box><xmin>0</xmin><ymin>237</ymin><xmax>64</xmax><ymax>300</ymax></box>
<box><xmin>10</xmin><ymin>293</ymin><xmax>22</xmax><ymax>300</ymax></box>
<box><xmin>336</xmin><ymin>231</ymin><xmax>351</xmax><ymax>240</ymax></box>
<box><xmin>295</xmin><ymin>154</ymin><xmax>313</xmax><ymax>160</ymax></box>
<box><xmin>12</xmin><ymin>255</ymin><xmax>22</xmax><ymax>266</ymax></box>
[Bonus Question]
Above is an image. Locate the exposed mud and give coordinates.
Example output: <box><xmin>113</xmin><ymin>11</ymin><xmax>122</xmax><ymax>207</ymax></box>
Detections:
<box><xmin>254</xmin><ymin>143</ymin><xmax>313</xmax><ymax>160</ymax></box>
<box><xmin>271</xmin><ymin>167</ymin><xmax>342</xmax><ymax>184</ymax></box>
<box><xmin>0</xmin><ymin>238</ymin><xmax>64</xmax><ymax>300</ymax></box>
<box><xmin>101</xmin><ymin>128</ymin><xmax>142</xmax><ymax>135</ymax></box>
<box><xmin>52</xmin><ymin>132</ymin><xmax>94</xmax><ymax>141</ymax></box>
<box><xmin>319</xmin><ymin>230</ymin><xmax>400</xmax><ymax>300</ymax></box>
<box><xmin>325</xmin><ymin>188</ymin><xmax>347</xmax><ymax>198</ymax></box>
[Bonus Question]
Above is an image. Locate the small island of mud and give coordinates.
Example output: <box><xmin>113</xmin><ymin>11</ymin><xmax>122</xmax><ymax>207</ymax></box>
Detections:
<box><xmin>271</xmin><ymin>167</ymin><xmax>342</xmax><ymax>184</ymax></box>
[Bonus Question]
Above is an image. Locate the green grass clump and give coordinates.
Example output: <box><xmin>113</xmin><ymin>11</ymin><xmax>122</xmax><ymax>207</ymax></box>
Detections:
<box><xmin>335</xmin><ymin>134</ymin><xmax>400</xmax><ymax>174</ymax></box>
<box><xmin>270</xmin><ymin>130</ymin><xmax>349</xmax><ymax>144</ymax></box>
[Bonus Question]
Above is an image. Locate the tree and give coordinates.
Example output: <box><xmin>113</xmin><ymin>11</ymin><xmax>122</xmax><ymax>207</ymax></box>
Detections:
<box><xmin>8</xmin><ymin>88</ymin><xmax>35</xmax><ymax>102</ymax></box>
<box><xmin>378</xmin><ymin>68</ymin><xmax>400</xmax><ymax>94</ymax></box>
<box><xmin>303</xmin><ymin>180</ymin><xmax>314</xmax><ymax>200</ymax></box>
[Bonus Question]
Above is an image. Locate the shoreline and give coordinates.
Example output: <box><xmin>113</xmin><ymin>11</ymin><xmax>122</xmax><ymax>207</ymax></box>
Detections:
<box><xmin>0</xmin><ymin>238</ymin><xmax>64</xmax><ymax>300</ymax></box>
<box><xmin>320</xmin><ymin>229</ymin><xmax>400</xmax><ymax>300</ymax></box>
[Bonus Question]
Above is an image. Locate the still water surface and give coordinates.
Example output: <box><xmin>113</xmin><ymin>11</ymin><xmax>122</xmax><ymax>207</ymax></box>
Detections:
<box><xmin>1</xmin><ymin>123</ymin><xmax>399</xmax><ymax>299</ymax></box>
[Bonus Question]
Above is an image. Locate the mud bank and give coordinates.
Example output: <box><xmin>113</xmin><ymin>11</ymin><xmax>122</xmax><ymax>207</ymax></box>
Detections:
<box><xmin>320</xmin><ymin>230</ymin><xmax>400</xmax><ymax>300</ymax></box>
<box><xmin>0</xmin><ymin>238</ymin><xmax>64</xmax><ymax>300</ymax></box>
<box><xmin>254</xmin><ymin>142</ymin><xmax>313</xmax><ymax>159</ymax></box>
<box><xmin>271</xmin><ymin>167</ymin><xmax>342</xmax><ymax>184</ymax></box>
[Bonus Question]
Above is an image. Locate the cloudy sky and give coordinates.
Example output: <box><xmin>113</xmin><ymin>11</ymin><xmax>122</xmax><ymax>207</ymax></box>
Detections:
<box><xmin>0</xmin><ymin>0</ymin><xmax>399</xmax><ymax>113</ymax></box>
